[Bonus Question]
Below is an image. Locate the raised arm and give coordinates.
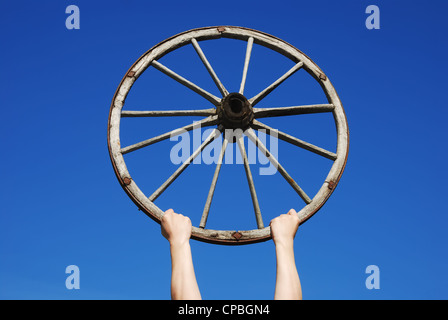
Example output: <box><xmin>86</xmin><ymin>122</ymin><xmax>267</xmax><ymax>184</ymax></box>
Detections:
<box><xmin>270</xmin><ymin>209</ymin><xmax>303</xmax><ymax>300</ymax></box>
<box><xmin>161</xmin><ymin>209</ymin><xmax>201</xmax><ymax>300</ymax></box>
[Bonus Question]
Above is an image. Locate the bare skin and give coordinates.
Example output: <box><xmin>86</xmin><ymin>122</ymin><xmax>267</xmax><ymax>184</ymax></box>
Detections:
<box><xmin>161</xmin><ymin>208</ymin><xmax>302</xmax><ymax>300</ymax></box>
<box><xmin>270</xmin><ymin>208</ymin><xmax>302</xmax><ymax>300</ymax></box>
<box><xmin>161</xmin><ymin>209</ymin><xmax>201</xmax><ymax>300</ymax></box>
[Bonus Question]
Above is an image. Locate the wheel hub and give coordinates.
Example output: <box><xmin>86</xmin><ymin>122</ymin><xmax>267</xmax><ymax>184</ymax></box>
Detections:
<box><xmin>218</xmin><ymin>92</ymin><xmax>254</xmax><ymax>130</ymax></box>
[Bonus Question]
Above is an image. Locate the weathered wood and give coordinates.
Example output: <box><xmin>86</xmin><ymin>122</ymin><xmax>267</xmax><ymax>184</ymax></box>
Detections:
<box><xmin>245</xmin><ymin>128</ymin><xmax>312</xmax><ymax>204</ymax></box>
<box><xmin>237</xmin><ymin>133</ymin><xmax>264</xmax><ymax>229</ymax></box>
<box><xmin>251</xmin><ymin>119</ymin><xmax>337</xmax><ymax>160</ymax></box>
<box><xmin>200</xmin><ymin>136</ymin><xmax>229</xmax><ymax>228</ymax></box>
<box><xmin>254</xmin><ymin>104</ymin><xmax>334</xmax><ymax>118</ymax></box>
<box><xmin>239</xmin><ymin>36</ymin><xmax>254</xmax><ymax>94</ymax></box>
<box><xmin>149</xmin><ymin>128</ymin><xmax>222</xmax><ymax>202</ymax></box>
<box><xmin>151</xmin><ymin>60</ymin><xmax>221</xmax><ymax>106</ymax></box>
<box><xmin>249</xmin><ymin>61</ymin><xmax>303</xmax><ymax>107</ymax></box>
<box><xmin>121</xmin><ymin>116</ymin><xmax>218</xmax><ymax>154</ymax></box>
<box><xmin>121</xmin><ymin>108</ymin><xmax>216</xmax><ymax>117</ymax></box>
<box><xmin>108</xmin><ymin>26</ymin><xmax>349</xmax><ymax>245</ymax></box>
<box><xmin>191</xmin><ymin>38</ymin><xmax>228</xmax><ymax>97</ymax></box>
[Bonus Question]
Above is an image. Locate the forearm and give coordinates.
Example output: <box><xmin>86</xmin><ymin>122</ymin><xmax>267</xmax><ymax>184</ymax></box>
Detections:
<box><xmin>170</xmin><ymin>242</ymin><xmax>201</xmax><ymax>300</ymax></box>
<box><xmin>274</xmin><ymin>241</ymin><xmax>302</xmax><ymax>300</ymax></box>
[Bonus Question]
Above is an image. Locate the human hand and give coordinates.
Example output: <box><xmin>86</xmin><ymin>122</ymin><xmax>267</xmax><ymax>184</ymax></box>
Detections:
<box><xmin>161</xmin><ymin>209</ymin><xmax>192</xmax><ymax>246</ymax></box>
<box><xmin>270</xmin><ymin>209</ymin><xmax>300</xmax><ymax>247</ymax></box>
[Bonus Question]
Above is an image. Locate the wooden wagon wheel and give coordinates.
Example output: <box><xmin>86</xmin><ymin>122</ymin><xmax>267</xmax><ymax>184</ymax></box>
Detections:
<box><xmin>107</xmin><ymin>26</ymin><xmax>349</xmax><ymax>245</ymax></box>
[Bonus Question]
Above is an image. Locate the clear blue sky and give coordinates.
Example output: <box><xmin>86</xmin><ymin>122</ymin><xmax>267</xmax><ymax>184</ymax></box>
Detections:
<box><xmin>1</xmin><ymin>0</ymin><xmax>447</xmax><ymax>300</ymax></box>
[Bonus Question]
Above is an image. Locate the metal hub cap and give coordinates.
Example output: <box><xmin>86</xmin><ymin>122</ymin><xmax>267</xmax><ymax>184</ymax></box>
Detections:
<box><xmin>218</xmin><ymin>92</ymin><xmax>254</xmax><ymax>130</ymax></box>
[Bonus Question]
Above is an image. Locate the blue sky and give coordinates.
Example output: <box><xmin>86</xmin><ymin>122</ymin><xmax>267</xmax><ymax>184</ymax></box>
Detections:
<box><xmin>0</xmin><ymin>0</ymin><xmax>447</xmax><ymax>299</ymax></box>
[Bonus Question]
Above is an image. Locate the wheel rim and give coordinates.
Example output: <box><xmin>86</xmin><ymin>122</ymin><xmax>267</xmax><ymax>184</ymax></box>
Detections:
<box><xmin>107</xmin><ymin>26</ymin><xmax>349</xmax><ymax>245</ymax></box>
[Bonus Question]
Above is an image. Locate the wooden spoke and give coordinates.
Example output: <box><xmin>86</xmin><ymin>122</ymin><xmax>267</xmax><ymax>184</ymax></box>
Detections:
<box><xmin>151</xmin><ymin>60</ymin><xmax>221</xmax><ymax>106</ymax></box>
<box><xmin>239</xmin><ymin>36</ymin><xmax>254</xmax><ymax>95</ymax></box>
<box><xmin>121</xmin><ymin>108</ymin><xmax>215</xmax><ymax>117</ymax></box>
<box><xmin>191</xmin><ymin>38</ymin><xmax>228</xmax><ymax>97</ymax></box>
<box><xmin>199</xmin><ymin>136</ymin><xmax>229</xmax><ymax>228</ymax></box>
<box><xmin>251</xmin><ymin>120</ymin><xmax>337</xmax><ymax>160</ymax></box>
<box><xmin>244</xmin><ymin>128</ymin><xmax>312</xmax><ymax>204</ymax></box>
<box><xmin>249</xmin><ymin>62</ymin><xmax>304</xmax><ymax>107</ymax></box>
<box><xmin>149</xmin><ymin>128</ymin><xmax>222</xmax><ymax>202</ymax></box>
<box><xmin>120</xmin><ymin>116</ymin><xmax>218</xmax><ymax>154</ymax></box>
<box><xmin>236</xmin><ymin>133</ymin><xmax>264</xmax><ymax>229</ymax></box>
<box><xmin>254</xmin><ymin>104</ymin><xmax>334</xmax><ymax>118</ymax></box>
